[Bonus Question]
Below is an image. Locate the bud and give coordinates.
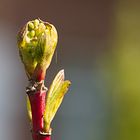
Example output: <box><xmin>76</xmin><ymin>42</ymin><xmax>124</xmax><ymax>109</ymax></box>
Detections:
<box><xmin>17</xmin><ymin>19</ymin><xmax>58</xmax><ymax>81</ymax></box>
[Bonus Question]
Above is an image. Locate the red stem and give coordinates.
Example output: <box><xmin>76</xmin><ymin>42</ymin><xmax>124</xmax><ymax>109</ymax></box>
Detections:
<box><xmin>32</xmin><ymin>65</ymin><xmax>46</xmax><ymax>82</ymax></box>
<box><xmin>28</xmin><ymin>90</ymin><xmax>51</xmax><ymax>140</ymax></box>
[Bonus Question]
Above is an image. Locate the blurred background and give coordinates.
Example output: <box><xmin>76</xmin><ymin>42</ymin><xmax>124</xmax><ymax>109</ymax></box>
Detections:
<box><xmin>0</xmin><ymin>0</ymin><xmax>140</xmax><ymax>140</ymax></box>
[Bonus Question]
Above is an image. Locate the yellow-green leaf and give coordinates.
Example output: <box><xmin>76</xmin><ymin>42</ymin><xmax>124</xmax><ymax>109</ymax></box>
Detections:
<box><xmin>44</xmin><ymin>70</ymin><xmax>71</xmax><ymax>132</ymax></box>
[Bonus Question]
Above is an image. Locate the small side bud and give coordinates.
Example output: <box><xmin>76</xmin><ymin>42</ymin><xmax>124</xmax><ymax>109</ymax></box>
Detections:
<box><xmin>34</xmin><ymin>19</ymin><xmax>40</xmax><ymax>28</ymax></box>
<box><xmin>28</xmin><ymin>22</ymin><xmax>34</xmax><ymax>31</ymax></box>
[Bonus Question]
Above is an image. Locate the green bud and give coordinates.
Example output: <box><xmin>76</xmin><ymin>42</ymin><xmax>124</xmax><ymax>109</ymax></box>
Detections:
<box><xmin>34</xmin><ymin>19</ymin><xmax>39</xmax><ymax>29</ymax></box>
<box><xmin>35</xmin><ymin>22</ymin><xmax>46</xmax><ymax>36</ymax></box>
<box><xmin>17</xmin><ymin>19</ymin><xmax>58</xmax><ymax>81</ymax></box>
<box><xmin>28</xmin><ymin>22</ymin><xmax>34</xmax><ymax>31</ymax></box>
<box><xmin>30</xmin><ymin>30</ymin><xmax>35</xmax><ymax>37</ymax></box>
<box><xmin>27</xmin><ymin>30</ymin><xmax>35</xmax><ymax>38</ymax></box>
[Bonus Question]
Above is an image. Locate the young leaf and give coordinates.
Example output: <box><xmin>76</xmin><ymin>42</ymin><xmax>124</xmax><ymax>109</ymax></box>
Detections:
<box><xmin>44</xmin><ymin>70</ymin><xmax>71</xmax><ymax>132</ymax></box>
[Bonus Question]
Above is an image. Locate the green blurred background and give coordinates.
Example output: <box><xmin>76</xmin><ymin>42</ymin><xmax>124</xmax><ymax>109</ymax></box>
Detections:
<box><xmin>0</xmin><ymin>0</ymin><xmax>140</xmax><ymax>140</ymax></box>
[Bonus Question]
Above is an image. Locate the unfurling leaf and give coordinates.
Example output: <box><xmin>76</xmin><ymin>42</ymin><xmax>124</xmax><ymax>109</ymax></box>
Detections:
<box><xmin>44</xmin><ymin>70</ymin><xmax>71</xmax><ymax>132</ymax></box>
